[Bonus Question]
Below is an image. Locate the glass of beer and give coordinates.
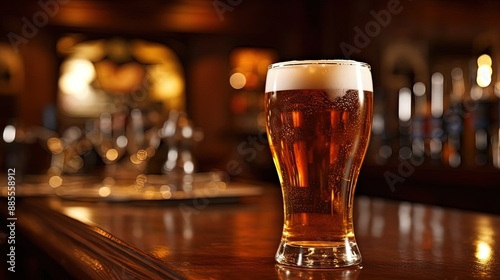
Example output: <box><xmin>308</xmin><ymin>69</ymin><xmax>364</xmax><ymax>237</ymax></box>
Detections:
<box><xmin>265</xmin><ymin>60</ymin><xmax>373</xmax><ymax>268</ymax></box>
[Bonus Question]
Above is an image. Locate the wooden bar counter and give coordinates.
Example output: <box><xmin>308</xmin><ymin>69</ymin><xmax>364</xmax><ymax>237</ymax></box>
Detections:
<box><xmin>1</xmin><ymin>180</ymin><xmax>499</xmax><ymax>279</ymax></box>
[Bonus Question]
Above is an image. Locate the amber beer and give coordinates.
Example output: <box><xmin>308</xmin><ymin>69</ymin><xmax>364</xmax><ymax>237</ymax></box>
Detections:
<box><xmin>265</xmin><ymin>60</ymin><xmax>373</xmax><ymax>268</ymax></box>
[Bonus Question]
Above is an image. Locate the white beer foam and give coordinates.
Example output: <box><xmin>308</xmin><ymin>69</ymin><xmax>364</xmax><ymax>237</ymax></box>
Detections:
<box><xmin>265</xmin><ymin>60</ymin><xmax>373</xmax><ymax>92</ymax></box>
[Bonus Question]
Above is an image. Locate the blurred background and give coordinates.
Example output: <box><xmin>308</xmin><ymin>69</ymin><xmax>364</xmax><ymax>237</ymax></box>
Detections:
<box><xmin>1</xmin><ymin>0</ymin><xmax>499</xmax><ymax>212</ymax></box>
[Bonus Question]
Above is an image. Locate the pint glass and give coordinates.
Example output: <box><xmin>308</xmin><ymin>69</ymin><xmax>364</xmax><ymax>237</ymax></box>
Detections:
<box><xmin>265</xmin><ymin>60</ymin><xmax>373</xmax><ymax>268</ymax></box>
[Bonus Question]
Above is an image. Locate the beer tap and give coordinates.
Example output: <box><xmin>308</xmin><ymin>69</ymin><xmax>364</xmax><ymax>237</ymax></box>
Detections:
<box><xmin>430</xmin><ymin>72</ymin><xmax>444</xmax><ymax>163</ymax></box>
<box><xmin>398</xmin><ymin>87</ymin><xmax>412</xmax><ymax>160</ymax></box>
<box><xmin>411</xmin><ymin>82</ymin><xmax>426</xmax><ymax>165</ymax></box>
<box><xmin>446</xmin><ymin>67</ymin><xmax>466</xmax><ymax>167</ymax></box>
<box><xmin>160</xmin><ymin>110</ymin><xmax>180</xmax><ymax>173</ymax></box>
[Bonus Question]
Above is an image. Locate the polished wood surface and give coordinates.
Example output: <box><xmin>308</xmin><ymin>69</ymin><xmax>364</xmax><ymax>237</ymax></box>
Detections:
<box><xmin>3</xmin><ymin>199</ymin><xmax>184</xmax><ymax>279</ymax></box>
<box><xmin>2</xmin><ymin>182</ymin><xmax>500</xmax><ymax>279</ymax></box>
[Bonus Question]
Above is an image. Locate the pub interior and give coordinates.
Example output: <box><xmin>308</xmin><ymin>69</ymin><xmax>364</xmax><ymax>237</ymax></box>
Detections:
<box><xmin>1</xmin><ymin>0</ymin><xmax>500</xmax><ymax>279</ymax></box>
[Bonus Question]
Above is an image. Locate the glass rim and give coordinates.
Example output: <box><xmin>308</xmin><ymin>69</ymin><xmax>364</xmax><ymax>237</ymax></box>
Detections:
<box><xmin>268</xmin><ymin>59</ymin><xmax>371</xmax><ymax>70</ymax></box>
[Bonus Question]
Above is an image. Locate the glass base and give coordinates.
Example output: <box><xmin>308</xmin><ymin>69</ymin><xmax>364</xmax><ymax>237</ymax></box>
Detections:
<box><xmin>275</xmin><ymin>264</ymin><xmax>362</xmax><ymax>279</ymax></box>
<box><xmin>275</xmin><ymin>240</ymin><xmax>362</xmax><ymax>268</ymax></box>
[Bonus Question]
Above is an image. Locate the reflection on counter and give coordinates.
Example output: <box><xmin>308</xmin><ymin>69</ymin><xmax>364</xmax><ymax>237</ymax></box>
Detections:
<box><xmin>275</xmin><ymin>264</ymin><xmax>361</xmax><ymax>280</ymax></box>
<box><xmin>355</xmin><ymin>196</ymin><xmax>497</xmax><ymax>278</ymax></box>
<box><xmin>40</xmin><ymin>193</ymin><xmax>499</xmax><ymax>279</ymax></box>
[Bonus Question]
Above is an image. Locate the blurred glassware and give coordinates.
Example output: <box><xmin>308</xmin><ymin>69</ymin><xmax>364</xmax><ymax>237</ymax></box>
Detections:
<box><xmin>2</xmin><ymin>122</ymin><xmax>58</xmax><ymax>177</ymax></box>
<box><xmin>159</xmin><ymin>110</ymin><xmax>204</xmax><ymax>192</ymax></box>
<box><xmin>2</xmin><ymin>105</ymin><xmax>214</xmax><ymax>201</ymax></box>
